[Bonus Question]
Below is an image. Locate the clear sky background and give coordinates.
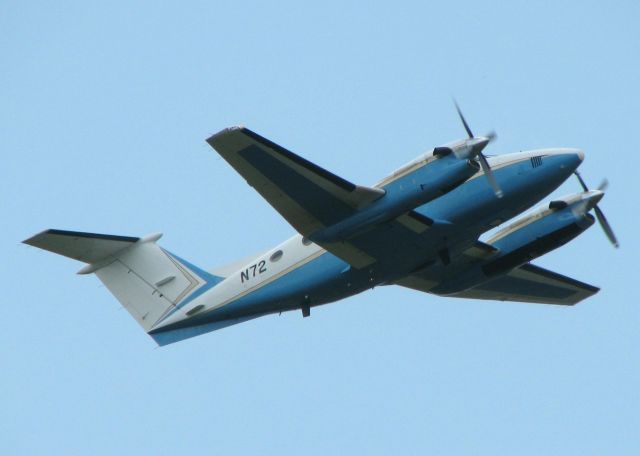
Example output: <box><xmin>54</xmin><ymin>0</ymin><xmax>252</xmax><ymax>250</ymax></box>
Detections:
<box><xmin>2</xmin><ymin>1</ymin><xmax>639</xmax><ymax>454</ymax></box>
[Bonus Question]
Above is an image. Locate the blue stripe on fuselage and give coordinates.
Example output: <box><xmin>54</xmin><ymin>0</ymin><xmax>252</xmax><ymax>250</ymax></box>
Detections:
<box><xmin>160</xmin><ymin>251</ymin><xmax>366</xmax><ymax>331</ymax></box>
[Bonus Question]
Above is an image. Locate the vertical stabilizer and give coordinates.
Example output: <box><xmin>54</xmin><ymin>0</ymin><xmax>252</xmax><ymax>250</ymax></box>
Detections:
<box><xmin>24</xmin><ymin>229</ymin><xmax>223</xmax><ymax>332</ymax></box>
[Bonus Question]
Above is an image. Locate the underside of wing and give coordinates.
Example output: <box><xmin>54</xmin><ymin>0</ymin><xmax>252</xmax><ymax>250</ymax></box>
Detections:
<box><xmin>207</xmin><ymin>127</ymin><xmax>459</xmax><ymax>271</ymax></box>
<box><xmin>207</xmin><ymin>127</ymin><xmax>384</xmax><ymax>236</ymax></box>
<box><xmin>398</xmin><ymin>263</ymin><xmax>599</xmax><ymax>305</ymax></box>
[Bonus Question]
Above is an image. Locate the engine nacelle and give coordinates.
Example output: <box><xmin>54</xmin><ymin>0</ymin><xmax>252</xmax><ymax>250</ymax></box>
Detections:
<box><xmin>481</xmin><ymin>203</ymin><xmax>594</xmax><ymax>277</ymax></box>
<box><xmin>310</xmin><ymin>154</ymin><xmax>479</xmax><ymax>243</ymax></box>
<box><xmin>433</xmin><ymin>191</ymin><xmax>599</xmax><ymax>294</ymax></box>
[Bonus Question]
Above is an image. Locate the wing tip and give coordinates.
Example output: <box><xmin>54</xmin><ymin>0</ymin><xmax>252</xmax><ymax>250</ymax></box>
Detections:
<box><xmin>206</xmin><ymin>125</ymin><xmax>246</xmax><ymax>146</ymax></box>
<box><xmin>22</xmin><ymin>229</ymin><xmax>52</xmax><ymax>246</ymax></box>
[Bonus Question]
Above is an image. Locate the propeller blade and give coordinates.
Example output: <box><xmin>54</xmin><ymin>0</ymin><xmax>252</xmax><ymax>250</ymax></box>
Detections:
<box><xmin>478</xmin><ymin>152</ymin><xmax>503</xmax><ymax>198</ymax></box>
<box><xmin>598</xmin><ymin>178</ymin><xmax>609</xmax><ymax>192</ymax></box>
<box><xmin>575</xmin><ymin>172</ymin><xmax>619</xmax><ymax>247</ymax></box>
<box><xmin>451</xmin><ymin>101</ymin><xmax>501</xmax><ymax>197</ymax></box>
<box><xmin>454</xmin><ymin>100</ymin><xmax>474</xmax><ymax>139</ymax></box>
<box><xmin>593</xmin><ymin>206</ymin><xmax>619</xmax><ymax>248</ymax></box>
<box><xmin>574</xmin><ymin>171</ymin><xmax>589</xmax><ymax>192</ymax></box>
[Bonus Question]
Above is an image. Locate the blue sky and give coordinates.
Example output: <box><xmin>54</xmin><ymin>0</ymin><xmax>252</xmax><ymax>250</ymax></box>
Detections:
<box><xmin>3</xmin><ymin>1</ymin><xmax>639</xmax><ymax>454</ymax></box>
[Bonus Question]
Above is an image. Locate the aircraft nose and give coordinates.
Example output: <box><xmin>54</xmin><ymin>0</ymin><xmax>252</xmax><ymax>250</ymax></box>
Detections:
<box><xmin>570</xmin><ymin>149</ymin><xmax>584</xmax><ymax>170</ymax></box>
<box><xmin>531</xmin><ymin>148</ymin><xmax>584</xmax><ymax>182</ymax></box>
<box><xmin>556</xmin><ymin>148</ymin><xmax>584</xmax><ymax>172</ymax></box>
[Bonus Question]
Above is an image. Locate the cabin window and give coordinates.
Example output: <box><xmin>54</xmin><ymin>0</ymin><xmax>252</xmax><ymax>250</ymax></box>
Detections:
<box><xmin>301</xmin><ymin>237</ymin><xmax>312</xmax><ymax>246</ymax></box>
<box><xmin>270</xmin><ymin>250</ymin><xmax>283</xmax><ymax>262</ymax></box>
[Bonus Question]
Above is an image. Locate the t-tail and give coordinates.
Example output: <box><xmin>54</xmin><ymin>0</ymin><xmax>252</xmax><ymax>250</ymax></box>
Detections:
<box><xmin>23</xmin><ymin>229</ymin><xmax>224</xmax><ymax>344</ymax></box>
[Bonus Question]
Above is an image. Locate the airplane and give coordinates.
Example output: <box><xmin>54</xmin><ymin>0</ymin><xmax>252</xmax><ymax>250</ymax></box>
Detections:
<box><xmin>23</xmin><ymin>105</ymin><xmax>618</xmax><ymax>346</ymax></box>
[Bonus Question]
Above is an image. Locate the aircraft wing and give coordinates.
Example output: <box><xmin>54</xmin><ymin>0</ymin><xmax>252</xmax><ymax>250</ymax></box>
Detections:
<box><xmin>207</xmin><ymin>127</ymin><xmax>384</xmax><ymax>236</ymax></box>
<box><xmin>208</xmin><ymin>127</ymin><xmax>456</xmax><ymax>269</ymax></box>
<box><xmin>397</xmin><ymin>263</ymin><xmax>599</xmax><ymax>305</ymax></box>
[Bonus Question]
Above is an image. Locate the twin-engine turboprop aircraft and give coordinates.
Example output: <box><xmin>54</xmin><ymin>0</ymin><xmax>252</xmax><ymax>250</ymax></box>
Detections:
<box><xmin>24</xmin><ymin>106</ymin><xmax>618</xmax><ymax>345</ymax></box>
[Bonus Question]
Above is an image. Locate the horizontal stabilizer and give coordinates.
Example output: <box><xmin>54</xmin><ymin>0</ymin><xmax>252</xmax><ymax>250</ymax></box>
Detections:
<box><xmin>23</xmin><ymin>229</ymin><xmax>139</xmax><ymax>264</ymax></box>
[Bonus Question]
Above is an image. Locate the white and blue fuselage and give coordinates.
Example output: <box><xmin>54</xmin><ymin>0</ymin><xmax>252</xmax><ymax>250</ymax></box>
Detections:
<box><xmin>26</xmin><ymin>123</ymin><xmax>603</xmax><ymax>346</ymax></box>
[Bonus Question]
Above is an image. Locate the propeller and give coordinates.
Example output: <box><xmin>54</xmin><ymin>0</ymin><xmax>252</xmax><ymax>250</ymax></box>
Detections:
<box><xmin>453</xmin><ymin>101</ymin><xmax>503</xmax><ymax>198</ymax></box>
<box><xmin>574</xmin><ymin>171</ymin><xmax>619</xmax><ymax>248</ymax></box>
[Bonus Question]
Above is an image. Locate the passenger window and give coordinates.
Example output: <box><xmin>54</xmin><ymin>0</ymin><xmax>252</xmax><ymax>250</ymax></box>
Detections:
<box><xmin>270</xmin><ymin>250</ymin><xmax>283</xmax><ymax>262</ymax></box>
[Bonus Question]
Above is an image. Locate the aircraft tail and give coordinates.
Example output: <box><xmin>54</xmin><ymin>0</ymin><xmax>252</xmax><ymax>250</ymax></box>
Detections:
<box><xmin>23</xmin><ymin>229</ymin><xmax>223</xmax><ymax>332</ymax></box>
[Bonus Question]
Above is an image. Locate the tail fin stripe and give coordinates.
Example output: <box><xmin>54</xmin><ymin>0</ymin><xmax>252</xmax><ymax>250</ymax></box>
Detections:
<box><xmin>150</xmin><ymin>250</ymin><xmax>224</xmax><ymax>326</ymax></box>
